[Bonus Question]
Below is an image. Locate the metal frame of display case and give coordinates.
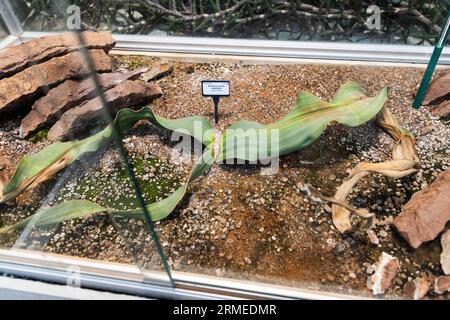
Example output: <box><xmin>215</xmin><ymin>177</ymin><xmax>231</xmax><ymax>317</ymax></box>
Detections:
<box><xmin>0</xmin><ymin>249</ymin><xmax>364</xmax><ymax>300</ymax></box>
<box><xmin>0</xmin><ymin>2</ymin><xmax>447</xmax><ymax>300</ymax></box>
<box><xmin>0</xmin><ymin>0</ymin><xmax>449</xmax><ymax>65</ymax></box>
<box><xmin>0</xmin><ymin>31</ymin><xmax>447</xmax><ymax>65</ymax></box>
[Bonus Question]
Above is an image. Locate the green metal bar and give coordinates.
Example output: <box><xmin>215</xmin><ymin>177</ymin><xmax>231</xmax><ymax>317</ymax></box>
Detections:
<box><xmin>413</xmin><ymin>11</ymin><xmax>450</xmax><ymax>109</ymax></box>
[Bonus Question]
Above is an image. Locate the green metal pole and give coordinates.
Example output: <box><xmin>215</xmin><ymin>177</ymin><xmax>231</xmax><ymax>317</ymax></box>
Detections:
<box><xmin>412</xmin><ymin>11</ymin><xmax>450</xmax><ymax>109</ymax></box>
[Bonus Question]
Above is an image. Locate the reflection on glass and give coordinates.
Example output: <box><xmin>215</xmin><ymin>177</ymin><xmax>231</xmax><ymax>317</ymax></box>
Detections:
<box><xmin>11</xmin><ymin>0</ymin><xmax>449</xmax><ymax>45</ymax></box>
<box><xmin>0</xmin><ymin>1</ymin><xmax>449</xmax><ymax>301</ymax></box>
<box><xmin>0</xmin><ymin>29</ymin><xmax>173</xmax><ymax>287</ymax></box>
<box><xmin>103</xmin><ymin>54</ymin><xmax>449</xmax><ymax>299</ymax></box>
<box><xmin>0</xmin><ymin>16</ymin><xmax>7</xmax><ymax>40</ymax></box>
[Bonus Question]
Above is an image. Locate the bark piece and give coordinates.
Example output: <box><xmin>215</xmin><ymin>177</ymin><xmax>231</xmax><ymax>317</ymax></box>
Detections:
<box><xmin>430</xmin><ymin>100</ymin><xmax>450</xmax><ymax>118</ymax></box>
<box><xmin>441</xmin><ymin>229</ymin><xmax>450</xmax><ymax>275</ymax></box>
<box><xmin>0</xmin><ymin>50</ymin><xmax>112</xmax><ymax>115</ymax></box>
<box><xmin>367</xmin><ymin>252</ymin><xmax>399</xmax><ymax>295</ymax></box>
<box><xmin>141</xmin><ymin>63</ymin><xmax>173</xmax><ymax>82</ymax></box>
<box><xmin>403</xmin><ymin>276</ymin><xmax>433</xmax><ymax>300</ymax></box>
<box><xmin>48</xmin><ymin>81</ymin><xmax>163</xmax><ymax>141</ymax></box>
<box><xmin>20</xmin><ymin>68</ymin><xmax>149</xmax><ymax>138</ymax></box>
<box><xmin>0</xmin><ymin>31</ymin><xmax>115</xmax><ymax>80</ymax></box>
<box><xmin>434</xmin><ymin>276</ymin><xmax>450</xmax><ymax>295</ymax></box>
<box><xmin>422</xmin><ymin>71</ymin><xmax>450</xmax><ymax>105</ymax></box>
<box><xmin>393</xmin><ymin>170</ymin><xmax>450</xmax><ymax>248</ymax></box>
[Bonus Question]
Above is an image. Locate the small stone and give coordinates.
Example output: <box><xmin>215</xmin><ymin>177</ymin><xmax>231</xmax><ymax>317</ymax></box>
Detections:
<box><xmin>379</xmin><ymin>230</ymin><xmax>388</xmax><ymax>238</ymax></box>
<box><xmin>244</xmin><ymin>257</ymin><xmax>252</xmax><ymax>265</ymax></box>
<box><xmin>403</xmin><ymin>276</ymin><xmax>432</xmax><ymax>300</ymax></box>
<box><xmin>367</xmin><ymin>252</ymin><xmax>399</xmax><ymax>295</ymax></box>
<box><xmin>434</xmin><ymin>275</ymin><xmax>450</xmax><ymax>294</ymax></box>
<box><xmin>440</xmin><ymin>229</ymin><xmax>450</xmax><ymax>275</ymax></box>
<box><xmin>337</xmin><ymin>243</ymin><xmax>346</xmax><ymax>253</ymax></box>
<box><xmin>367</xmin><ymin>230</ymin><xmax>380</xmax><ymax>245</ymax></box>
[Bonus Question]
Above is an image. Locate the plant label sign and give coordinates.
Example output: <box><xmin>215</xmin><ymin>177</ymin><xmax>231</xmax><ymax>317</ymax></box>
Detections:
<box><xmin>201</xmin><ymin>80</ymin><xmax>230</xmax><ymax>124</ymax></box>
<box><xmin>201</xmin><ymin>80</ymin><xmax>230</xmax><ymax>97</ymax></box>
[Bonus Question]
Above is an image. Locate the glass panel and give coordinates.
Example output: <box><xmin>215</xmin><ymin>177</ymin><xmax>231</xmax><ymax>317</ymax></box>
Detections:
<box><xmin>109</xmin><ymin>53</ymin><xmax>449</xmax><ymax>299</ymax></box>
<box><xmin>11</xmin><ymin>0</ymin><xmax>449</xmax><ymax>45</ymax></box>
<box><xmin>0</xmin><ymin>0</ymin><xmax>448</xmax><ymax>300</ymax></box>
<box><xmin>0</xmin><ymin>25</ymin><xmax>173</xmax><ymax>287</ymax></box>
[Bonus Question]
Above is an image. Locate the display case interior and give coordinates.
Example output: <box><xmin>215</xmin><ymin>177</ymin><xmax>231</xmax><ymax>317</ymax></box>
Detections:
<box><xmin>0</xmin><ymin>1</ymin><xmax>449</xmax><ymax>300</ymax></box>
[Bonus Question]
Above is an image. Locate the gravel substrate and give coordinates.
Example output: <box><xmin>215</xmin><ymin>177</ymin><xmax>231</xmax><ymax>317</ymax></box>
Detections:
<box><xmin>0</xmin><ymin>56</ymin><xmax>449</xmax><ymax>299</ymax></box>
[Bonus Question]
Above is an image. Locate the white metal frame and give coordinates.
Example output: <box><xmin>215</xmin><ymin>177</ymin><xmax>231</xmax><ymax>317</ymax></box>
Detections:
<box><xmin>10</xmin><ymin>31</ymin><xmax>450</xmax><ymax>64</ymax></box>
<box><xmin>0</xmin><ymin>249</ymin><xmax>365</xmax><ymax>300</ymax></box>
<box><xmin>0</xmin><ymin>0</ymin><xmax>448</xmax><ymax>65</ymax></box>
<box><xmin>0</xmin><ymin>0</ymin><xmax>22</xmax><ymax>35</ymax></box>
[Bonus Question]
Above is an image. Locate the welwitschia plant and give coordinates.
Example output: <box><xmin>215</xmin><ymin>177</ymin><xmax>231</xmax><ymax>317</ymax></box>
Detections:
<box><xmin>0</xmin><ymin>81</ymin><xmax>389</xmax><ymax>234</ymax></box>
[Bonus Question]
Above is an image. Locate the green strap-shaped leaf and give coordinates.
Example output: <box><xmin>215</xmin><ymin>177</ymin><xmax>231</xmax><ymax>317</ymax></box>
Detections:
<box><xmin>0</xmin><ymin>107</ymin><xmax>215</xmax><ymax>203</ymax></box>
<box><xmin>116</xmin><ymin>149</ymin><xmax>215</xmax><ymax>221</ymax></box>
<box><xmin>0</xmin><ymin>200</ymin><xmax>107</xmax><ymax>234</ymax></box>
<box><xmin>218</xmin><ymin>82</ymin><xmax>388</xmax><ymax>162</ymax></box>
<box><xmin>0</xmin><ymin>81</ymin><xmax>389</xmax><ymax>234</ymax></box>
<box><xmin>0</xmin><ymin>150</ymin><xmax>215</xmax><ymax>233</ymax></box>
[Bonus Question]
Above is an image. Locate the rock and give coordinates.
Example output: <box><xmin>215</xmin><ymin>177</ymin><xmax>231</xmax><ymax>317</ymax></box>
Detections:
<box><xmin>430</xmin><ymin>100</ymin><xmax>450</xmax><ymax>118</ymax></box>
<box><xmin>422</xmin><ymin>71</ymin><xmax>450</xmax><ymax>105</ymax></box>
<box><xmin>367</xmin><ymin>252</ymin><xmax>399</xmax><ymax>295</ymax></box>
<box><xmin>47</xmin><ymin>81</ymin><xmax>162</xmax><ymax>141</ymax></box>
<box><xmin>141</xmin><ymin>64</ymin><xmax>173</xmax><ymax>82</ymax></box>
<box><xmin>403</xmin><ymin>276</ymin><xmax>432</xmax><ymax>300</ymax></box>
<box><xmin>441</xmin><ymin>229</ymin><xmax>450</xmax><ymax>275</ymax></box>
<box><xmin>0</xmin><ymin>31</ymin><xmax>115</xmax><ymax>80</ymax></box>
<box><xmin>434</xmin><ymin>275</ymin><xmax>450</xmax><ymax>294</ymax></box>
<box><xmin>215</xmin><ymin>268</ymin><xmax>223</xmax><ymax>277</ymax></box>
<box><xmin>0</xmin><ymin>50</ymin><xmax>112</xmax><ymax>114</ymax></box>
<box><xmin>393</xmin><ymin>169</ymin><xmax>450</xmax><ymax>248</ymax></box>
<box><xmin>20</xmin><ymin>68</ymin><xmax>148</xmax><ymax>138</ymax></box>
